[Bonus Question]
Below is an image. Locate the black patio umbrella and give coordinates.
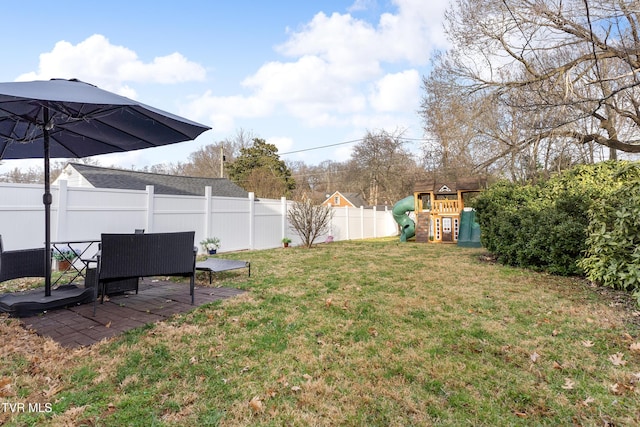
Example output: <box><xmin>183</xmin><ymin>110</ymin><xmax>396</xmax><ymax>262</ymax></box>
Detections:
<box><xmin>0</xmin><ymin>78</ymin><xmax>211</xmax><ymax>296</ymax></box>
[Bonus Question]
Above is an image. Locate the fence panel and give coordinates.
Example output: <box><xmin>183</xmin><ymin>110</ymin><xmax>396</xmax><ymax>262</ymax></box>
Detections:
<box><xmin>61</xmin><ymin>185</ymin><xmax>148</xmax><ymax>240</ymax></box>
<box><xmin>209</xmin><ymin>196</ymin><xmax>252</xmax><ymax>252</ymax></box>
<box><xmin>0</xmin><ymin>182</ymin><xmax>398</xmax><ymax>252</ymax></box>
<box><xmin>0</xmin><ymin>183</ymin><xmax>46</xmax><ymax>250</ymax></box>
<box><xmin>153</xmin><ymin>194</ymin><xmax>206</xmax><ymax>235</ymax></box>
<box><xmin>254</xmin><ymin>198</ymin><xmax>285</xmax><ymax>249</ymax></box>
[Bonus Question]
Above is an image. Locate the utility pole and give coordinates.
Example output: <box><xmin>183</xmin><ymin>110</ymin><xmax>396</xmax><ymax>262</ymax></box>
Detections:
<box><xmin>220</xmin><ymin>143</ymin><xmax>225</xmax><ymax>178</ymax></box>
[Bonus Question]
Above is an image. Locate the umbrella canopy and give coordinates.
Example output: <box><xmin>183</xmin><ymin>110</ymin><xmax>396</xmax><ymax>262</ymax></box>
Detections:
<box><xmin>0</xmin><ymin>78</ymin><xmax>211</xmax><ymax>296</ymax></box>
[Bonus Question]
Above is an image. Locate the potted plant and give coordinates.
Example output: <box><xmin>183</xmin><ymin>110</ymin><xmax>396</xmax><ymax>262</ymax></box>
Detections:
<box><xmin>200</xmin><ymin>237</ymin><xmax>221</xmax><ymax>254</ymax></box>
<box><xmin>52</xmin><ymin>248</ymin><xmax>78</xmax><ymax>271</ymax></box>
<box><xmin>281</xmin><ymin>237</ymin><xmax>292</xmax><ymax>248</ymax></box>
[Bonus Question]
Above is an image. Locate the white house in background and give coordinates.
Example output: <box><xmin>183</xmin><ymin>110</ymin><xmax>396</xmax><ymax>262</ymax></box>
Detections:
<box><xmin>53</xmin><ymin>163</ymin><xmax>248</xmax><ymax>197</ymax></box>
<box><xmin>321</xmin><ymin>191</ymin><xmax>368</xmax><ymax>208</ymax></box>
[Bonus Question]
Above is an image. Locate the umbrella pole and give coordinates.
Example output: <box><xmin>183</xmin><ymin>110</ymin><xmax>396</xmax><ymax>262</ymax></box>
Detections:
<box><xmin>43</xmin><ymin>107</ymin><xmax>52</xmax><ymax>297</ymax></box>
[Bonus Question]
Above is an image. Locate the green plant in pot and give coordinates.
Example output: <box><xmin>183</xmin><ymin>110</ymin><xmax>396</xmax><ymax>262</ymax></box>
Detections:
<box><xmin>200</xmin><ymin>237</ymin><xmax>220</xmax><ymax>254</ymax></box>
<box><xmin>281</xmin><ymin>237</ymin><xmax>292</xmax><ymax>248</ymax></box>
<box><xmin>52</xmin><ymin>248</ymin><xmax>78</xmax><ymax>271</ymax></box>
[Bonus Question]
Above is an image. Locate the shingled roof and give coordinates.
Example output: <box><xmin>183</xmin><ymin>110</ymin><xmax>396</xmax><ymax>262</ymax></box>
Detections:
<box><xmin>321</xmin><ymin>191</ymin><xmax>369</xmax><ymax>208</ymax></box>
<box><xmin>61</xmin><ymin>163</ymin><xmax>248</xmax><ymax>197</ymax></box>
<box><xmin>414</xmin><ymin>177</ymin><xmax>487</xmax><ymax>194</ymax></box>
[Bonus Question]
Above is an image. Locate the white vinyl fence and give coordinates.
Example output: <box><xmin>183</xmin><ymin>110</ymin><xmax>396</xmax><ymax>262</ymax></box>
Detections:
<box><xmin>0</xmin><ymin>181</ymin><xmax>398</xmax><ymax>252</ymax></box>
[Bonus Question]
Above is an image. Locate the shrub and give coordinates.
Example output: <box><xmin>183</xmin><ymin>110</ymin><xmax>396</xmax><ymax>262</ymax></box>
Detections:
<box><xmin>475</xmin><ymin>161</ymin><xmax>639</xmax><ymax>276</ymax></box>
<box><xmin>288</xmin><ymin>200</ymin><xmax>333</xmax><ymax>248</ymax></box>
<box><xmin>579</xmin><ymin>167</ymin><xmax>640</xmax><ymax>302</ymax></box>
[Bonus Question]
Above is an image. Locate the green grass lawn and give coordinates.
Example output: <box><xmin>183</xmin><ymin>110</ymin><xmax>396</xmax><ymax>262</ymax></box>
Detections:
<box><xmin>2</xmin><ymin>238</ymin><xmax>639</xmax><ymax>426</ymax></box>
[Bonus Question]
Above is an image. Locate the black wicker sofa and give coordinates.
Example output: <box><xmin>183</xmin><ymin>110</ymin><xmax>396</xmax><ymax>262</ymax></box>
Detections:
<box><xmin>91</xmin><ymin>231</ymin><xmax>197</xmax><ymax>315</ymax></box>
<box><xmin>0</xmin><ymin>235</ymin><xmax>46</xmax><ymax>284</ymax></box>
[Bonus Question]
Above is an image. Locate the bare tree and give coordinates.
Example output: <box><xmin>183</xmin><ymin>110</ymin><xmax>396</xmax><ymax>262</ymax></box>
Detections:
<box><xmin>348</xmin><ymin>129</ymin><xmax>421</xmax><ymax>205</ymax></box>
<box><xmin>423</xmin><ymin>0</ymin><xmax>640</xmax><ymax>176</ymax></box>
<box><xmin>160</xmin><ymin>128</ymin><xmax>257</xmax><ymax>178</ymax></box>
<box><xmin>288</xmin><ymin>199</ymin><xmax>334</xmax><ymax>248</ymax></box>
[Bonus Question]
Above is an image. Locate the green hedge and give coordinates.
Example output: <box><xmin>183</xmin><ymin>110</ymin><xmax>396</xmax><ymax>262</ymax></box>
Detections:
<box><xmin>578</xmin><ymin>164</ymin><xmax>640</xmax><ymax>303</ymax></box>
<box><xmin>475</xmin><ymin>161</ymin><xmax>640</xmax><ymax>280</ymax></box>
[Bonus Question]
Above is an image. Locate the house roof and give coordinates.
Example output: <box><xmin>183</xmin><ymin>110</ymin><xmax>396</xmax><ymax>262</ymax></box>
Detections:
<box><xmin>323</xmin><ymin>191</ymin><xmax>368</xmax><ymax>207</ymax></box>
<box><xmin>414</xmin><ymin>177</ymin><xmax>487</xmax><ymax>194</ymax></box>
<box><xmin>64</xmin><ymin>163</ymin><xmax>248</xmax><ymax>197</ymax></box>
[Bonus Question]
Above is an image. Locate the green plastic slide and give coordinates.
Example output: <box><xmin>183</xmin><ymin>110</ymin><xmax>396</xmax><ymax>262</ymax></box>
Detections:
<box><xmin>392</xmin><ymin>196</ymin><xmax>416</xmax><ymax>242</ymax></box>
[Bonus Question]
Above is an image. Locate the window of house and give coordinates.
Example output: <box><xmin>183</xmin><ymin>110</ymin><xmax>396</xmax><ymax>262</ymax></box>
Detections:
<box><xmin>334</xmin><ymin>196</ymin><xmax>340</xmax><ymax>205</ymax></box>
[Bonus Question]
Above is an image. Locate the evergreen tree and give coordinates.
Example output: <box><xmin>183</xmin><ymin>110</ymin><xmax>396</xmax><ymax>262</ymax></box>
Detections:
<box><xmin>226</xmin><ymin>138</ymin><xmax>296</xmax><ymax>198</ymax></box>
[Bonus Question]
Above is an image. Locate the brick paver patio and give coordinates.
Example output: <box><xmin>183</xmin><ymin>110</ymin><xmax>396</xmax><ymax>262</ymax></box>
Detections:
<box><xmin>20</xmin><ymin>280</ymin><xmax>245</xmax><ymax>348</ymax></box>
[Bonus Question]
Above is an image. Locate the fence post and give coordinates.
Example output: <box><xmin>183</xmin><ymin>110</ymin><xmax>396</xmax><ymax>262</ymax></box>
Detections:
<box><xmin>360</xmin><ymin>206</ymin><xmax>365</xmax><ymax>239</ymax></box>
<box><xmin>249</xmin><ymin>192</ymin><xmax>255</xmax><ymax>250</ymax></box>
<box><xmin>281</xmin><ymin>197</ymin><xmax>287</xmax><ymax>240</ymax></box>
<box><xmin>204</xmin><ymin>186</ymin><xmax>212</xmax><ymax>244</ymax></box>
<box><xmin>373</xmin><ymin>206</ymin><xmax>377</xmax><ymax>238</ymax></box>
<box><xmin>55</xmin><ymin>179</ymin><xmax>68</xmax><ymax>241</ymax></box>
<box><xmin>329</xmin><ymin>205</ymin><xmax>335</xmax><ymax>240</ymax></box>
<box><xmin>145</xmin><ymin>185</ymin><xmax>155</xmax><ymax>233</ymax></box>
<box><xmin>345</xmin><ymin>205</ymin><xmax>350</xmax><ymax>240</ymax></box>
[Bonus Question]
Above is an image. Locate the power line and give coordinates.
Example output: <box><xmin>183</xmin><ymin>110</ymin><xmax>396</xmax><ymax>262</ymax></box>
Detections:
<box><xmin>278</xmin><ymin>136</ymin><xmax>430</xmax><ymax>156</ymax></box>
<box><xmin>279</xmin><ymin>139</ymin><xmax>362</xmax><ymax>156</ymax></box>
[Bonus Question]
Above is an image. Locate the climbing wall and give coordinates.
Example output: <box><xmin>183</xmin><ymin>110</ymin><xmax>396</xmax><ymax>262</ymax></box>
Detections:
<box><xmin>415</xmin><ymin>212</ymin><xmax>430</xmax><ymax>243</ymax></box>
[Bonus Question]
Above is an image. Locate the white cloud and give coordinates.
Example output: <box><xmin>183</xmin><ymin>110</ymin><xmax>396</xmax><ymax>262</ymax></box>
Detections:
<box><xmin>277</xmin><ymin>12</ymin><xmax>383</xmax><ymax>79</ymax></box>
<box><xmin>376</xmin><ymin>0</ymin><xmax>450</xmax><ymax>64</ymax></box>
<box><xmin>333</xmin><ymin>144</ymin><xmax>355</xmax><ymax>162</ymax></box>
<box><xmin>243</xmin><ymin>56</ymin><xmax>352</xmax><ymax>103</ymax></box>
<box><xmin>369</xmin><ymin>69</ymin><xmax>421</xmax><ymax>112</ymax></box>
<box><xmin>183</xmin><ymin>90</ymin><xmax>273</xmax><ymax>133</ymax></box>
<box><xmin>16</xmin><ymin>34</ymin><xmax>206</xmax><ymax>98</ymax></box>
<box><xmin>219</xmin><ymin>0</ymin><xmax>447</xmax><ymax>129</ymax></box>
<box><xmin>267</xmin><ymin>136</ymin><xmax>294</xmax><ymax>153</ymax></box>
<box><xmin>348</xmin><ymin>0</ymin><xmax>376</xmax><ymax>13</ymax></box>
<box><xmin>278</xmin><ymin>0</ymin><xmax>449</xmax><ymax>68</ymax></box>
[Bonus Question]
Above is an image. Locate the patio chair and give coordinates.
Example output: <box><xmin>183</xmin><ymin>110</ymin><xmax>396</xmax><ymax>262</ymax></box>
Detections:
<box><xmin>0</xmin><ymin>235</ymin><xmax>46</xmax><ymax>283</ymax></box>
<box><xmin>91</xmin><ymin>231</ymin><xmax>197</xmax><ymax>315</ymax></box>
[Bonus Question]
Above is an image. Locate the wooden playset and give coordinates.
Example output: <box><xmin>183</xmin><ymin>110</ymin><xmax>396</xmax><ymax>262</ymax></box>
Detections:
<box><xmin>413</xmin><ymin>177</ymin><xmax>486</xmax><ymax>243</ymax></box>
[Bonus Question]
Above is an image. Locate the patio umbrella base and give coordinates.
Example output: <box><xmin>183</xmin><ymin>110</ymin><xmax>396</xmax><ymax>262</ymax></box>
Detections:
<box><xmin>0</xmin><ymin>285</ymin><xmax>94</xmax><ymax>318</ymax></box>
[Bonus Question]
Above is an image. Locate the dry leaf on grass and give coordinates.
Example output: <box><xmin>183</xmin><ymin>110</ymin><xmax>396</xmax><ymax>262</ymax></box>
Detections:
<box><xmin>629</xmin><ymin>342</ymin><xmax>640</xmax><ymax>353</ymax></box>
<box><xmin>249</xmin><ymin>396</ymin><xmax>264</xmax><ymax>414</ymax></box>
<box><xmin>290</xmin><ymin>385</ymin><xmax>301</xmax><ymax>392</ymax></box>
<box><xmin>608</xmin><ymin>352</ymin><xmax>626</xmax><ymax>366</ymax></box>
<box><xmin>609</xmin><ymin>383</ymin><xmax>621</xmax><ymax>395</ymax></box>
<box><xmin>581</xmin><ymin>397</ymin><xmax>595</xmax><ymax>407</ymax></box>
<box><xmin>0</xmin><ymin>377</ymin><xmax>12</xmax><ymax>397</ymax></box>
<box><xmin>581</xmin><ymin>340</ymin><xmax>594</xmax><ymax>347</ymax></box>
<box><xmin>608</xmin><ymin>382</ymin><xmax>634</xmax><ymax>395</ymax></box>
<box><xmin>44</xmin><ymin>382</ymin><xmax>65</xmax><ymax>398</ymax></box>
<box><xmin>561</xmin><ymin>378</ymin><xmax>575</xmax><ymax>390</ymax></box>
<box><xmin>530</xmin><ymin>351</ymin><xmax>540</xmax><ymax>363</ymax></box>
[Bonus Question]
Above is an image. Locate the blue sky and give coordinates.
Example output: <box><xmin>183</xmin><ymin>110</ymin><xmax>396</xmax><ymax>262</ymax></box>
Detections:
<box><xmin>0</xmin><ymin>0</ymin><xmax>450</xmax><ymax>173</ymax></box>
